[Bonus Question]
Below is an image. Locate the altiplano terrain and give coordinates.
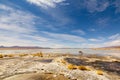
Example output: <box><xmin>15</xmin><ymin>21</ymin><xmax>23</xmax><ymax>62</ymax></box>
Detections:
<box><xmin>0</xmin><ymin>53</ymin><xmax>120</xmax><ymax>80</ymax></box>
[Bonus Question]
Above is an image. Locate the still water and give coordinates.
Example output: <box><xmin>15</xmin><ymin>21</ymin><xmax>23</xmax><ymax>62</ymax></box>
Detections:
<box><xmin>0</xmin><ymin>48</ymin><xmax>120</xmax><ymax>57</ymax></box>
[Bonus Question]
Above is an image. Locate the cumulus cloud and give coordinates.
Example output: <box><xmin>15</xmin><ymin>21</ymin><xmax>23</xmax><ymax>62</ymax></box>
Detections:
<box><xmin>26</xmin><ymin>0</ymin><xmax>65</xmax><ymax>9</ymax></box>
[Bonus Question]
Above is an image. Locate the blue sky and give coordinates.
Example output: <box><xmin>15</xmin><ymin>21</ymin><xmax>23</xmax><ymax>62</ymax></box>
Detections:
<box><xmin>0</xmin><ymin>0</ymin><xmax>120</xmax><ymax>48</ymax></box>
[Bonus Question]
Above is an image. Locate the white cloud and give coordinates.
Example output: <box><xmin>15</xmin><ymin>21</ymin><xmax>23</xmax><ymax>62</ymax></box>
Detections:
<box><xmin>84</xmin><ymin>0</ymin><xmax>109</xmax><ymax>13</ymax></box>
<box><xmin>0</xmin><ymin>2</ymin><xmax>120</xmax><ymax>48</ymax></box>
<box><xmin>26</xmin><ymin>0</ymin><xmax>65</xmax><ymax>9</ymax></box>
<box><xmin>0</xmin><ymin>29</ymin><xmax>65</xmax><ymax>47</ymax></box>
<box><xmin>0</xmin><ymin>4</ymin><xmax>37</xmax><ymax>34</ymax></box>
<box><xmin>42</xmin><ymin>31</ymin><xmax>86</xmax><ymax>42</ymax></box>
<box><xmin>89</xmin><ymin>38</ymin><xmax>101</xmax><ymax>42</ymax></box>
<box><xmin>72</xmin><ymin>29</ymin><xmax>85</xmax><ymax>35</ymax></box>
<box><xmin>0</xmin><ymin>4</ymin><xmax>78</xmax><ymax>48</ymax></box>
<box><xmin>0</xmin><ymin>4</ymin><xmax>53</xmax><ymax>47</ymax></box>
<box><xmin>0</xmin><ymin>30</ymin><xmax>36</xmax><ymax>46</ymax></box>
<box><xmin>80</xmin><ymin>43</ymin><xmax>102</xmax><ymax>48</ymax></box>
<box><xmin>109</xmin><ymin>33</ymin><xmax>120</xmax><ymax>40</ymax></box>
<box><xmin>104</xmin><ymin>33</ymin><xmax>120</xmax><ymax>46</ymax></box>
<box><xmin>0</xmin><ymin>4</ymin><xmax>13</xmax><ymax>11</ymax></box>
<box><xmin>103</xmin><ymin>39</ymin><xmax>120</xmax><ymax>46</ymax></box>
<box><xmin>26</xmin><ymin>0</ymin><xmax>71</xmax><ymax>28</ymax></box>
<box><xmin>88</xmin><ymin>36</ymin><xmax>105</xmax><ymax>42</ymax></box>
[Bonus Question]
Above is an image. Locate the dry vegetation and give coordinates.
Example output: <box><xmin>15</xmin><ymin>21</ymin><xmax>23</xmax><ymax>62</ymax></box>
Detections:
<box><xmin>77</xmin><ymin>66</ymin><xmax>91</xmax><ymax>71</ymax></box>
<box><xmin>61</xmin><ymin>59</ymin><xmax>67</xmax><ymax>65</ymax></box>
<box><xmin>0</xmin><ymin>54</ymin><xmax>3</xmax><ymax>58</ymax></box>
<box><xmin>31</xmin><ymin>52</ymin><xmax>43</xmax><ymax>57</ymax></box>
<box><xmin>0</xmin><ymin>54</ymin><xmax>14</xmax><ymax>58</ymax></box>
<box><xmin>19</xmin><ymin>53</ymin><xmax>28</xmax><ymax>57</ymax></box>
<box><xmin>67</xmin><ymin>64</ymin><xmax>91</xmax><ymax>71</ymax></box>
<box><xmin>96</xmin><ymin>70</ymin><xmax>104</xmax><ymax>75</ymax></box>
<box><xmin>0</xmin><ymin>52</ymin><xmax>44</xmax><ymax>58</ymax></box>
<box><xmin>5</xmin><ymin>54</ymin><xmax>14</xmax><ymax>57</ymax></box>
<box><xmin>67</xmin><ymin>64</ymin><xmax>77</xmax><ymax>70</ymax></box>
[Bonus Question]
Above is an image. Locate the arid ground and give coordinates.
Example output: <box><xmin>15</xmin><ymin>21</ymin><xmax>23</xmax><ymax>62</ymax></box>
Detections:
<box><xmin>0</xmin><ymin>52</ymin><xmax>120</xmax><ymax>80</ymax></box>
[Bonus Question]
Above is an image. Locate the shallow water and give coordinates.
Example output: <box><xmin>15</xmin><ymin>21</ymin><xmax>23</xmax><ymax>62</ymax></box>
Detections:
<box><xmin>0</xmin><ymin>48</ymin><xmax>120</xmax><ymax>58</ymax></box>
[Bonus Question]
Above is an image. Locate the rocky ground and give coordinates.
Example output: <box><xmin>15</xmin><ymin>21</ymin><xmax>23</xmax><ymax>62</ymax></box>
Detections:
<box><xmin>0</xmin><ymin>53</ymin><xmax>120</xmax><ymax>80</ymax></box>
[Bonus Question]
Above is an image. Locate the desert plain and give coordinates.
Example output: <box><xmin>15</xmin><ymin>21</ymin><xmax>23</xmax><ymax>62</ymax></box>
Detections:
<box><xmin>0</xmin><ymin>51</ymin><xmax>120</xmax><ymax>80</ymax></box>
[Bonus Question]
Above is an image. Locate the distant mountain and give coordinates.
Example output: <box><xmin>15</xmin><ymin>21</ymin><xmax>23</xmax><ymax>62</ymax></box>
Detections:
<box><xmin>103</xmin><ymin>46</ymin><xmax>120</xmax><ymax>48</ymax></box>
<box><xmin>92</xmin><ymin>46</ymin><xmax>120</xmax><ymax>50</ymax></box>
<box><xmin>0</xmin><ymin>46</ymin><xmax>50</xmax><ymax>49</ymax></box>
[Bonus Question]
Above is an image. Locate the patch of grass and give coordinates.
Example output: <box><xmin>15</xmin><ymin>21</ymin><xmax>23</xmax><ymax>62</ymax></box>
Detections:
<box><xmin>5</xmin><ymin>54</ymin><xmax>14</xmax><ymax>57</ymax></box>
<box><xmin>67</xmin><ymin>64</ymin><xmax>77</xmax><ymax>70</ymax></box>
<box><xmin>19</xmin><ymin>53</ymin><xmax>28</xmax><ymax>57</ymax></box>
<box><xmin>61</xmin><ymin>60</ymin><xmax>67</xmax><ymax>65</ymax></box>
<box><xmin>77</xmin><ymin>66</ymin><xmax>91</xmax><ymax>71</ymax></box>
<box><xmin>3</xmin><ymin>54</ymin><xmax>8</xmax><ymax>57</ymax></box>
<box><xmin>0</xmin><ymin>54</ymin><xmax>3</xmax><ymax>58</ymax></box>
<box><xmin>32</xmin><ymin>52</ymin><xmax>43</xmax><ymax>57</ymax></box>
<box><xmin>67</xmin><ymin>64</ymin><xmax>91</xmax><ymax>71</ymax></box>
<box><xmin>96</xmin><ymin>70</ymin><xmax>104</xmax><ymax>75</ymax></box>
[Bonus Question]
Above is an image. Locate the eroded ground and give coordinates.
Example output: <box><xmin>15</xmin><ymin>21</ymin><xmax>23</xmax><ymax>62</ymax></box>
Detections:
<box><xmin>0</xmin><ymin>53</ymin><xmax>120</xmax><ymax>80</ymax></box>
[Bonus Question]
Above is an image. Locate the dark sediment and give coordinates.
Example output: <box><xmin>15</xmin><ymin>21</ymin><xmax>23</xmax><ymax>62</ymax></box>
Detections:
<box><xmin>64</xmin><ymin>58</ymin><xmax>87</xmax><ymax>65</ymax></box>
<box><xmin>34</xmin><ymin>59</ymin><xmax>53</xmax><ymax>63</ymax></box>
<box><xmin>64</xmin><ymin>57</ymin><xmax>120</xmax><ymax>75</ymax></box>
<box><xmin>91</xmin><ymin>61</ymin><xmax>120</xmax><ymax>75</ymax></box>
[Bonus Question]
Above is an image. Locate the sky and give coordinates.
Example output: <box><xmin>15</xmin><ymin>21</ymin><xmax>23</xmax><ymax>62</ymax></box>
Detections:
<box><xmin>0</xmin><ymin>0</ymin><xmax>120</xmax><ymax>48</ymax></box>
